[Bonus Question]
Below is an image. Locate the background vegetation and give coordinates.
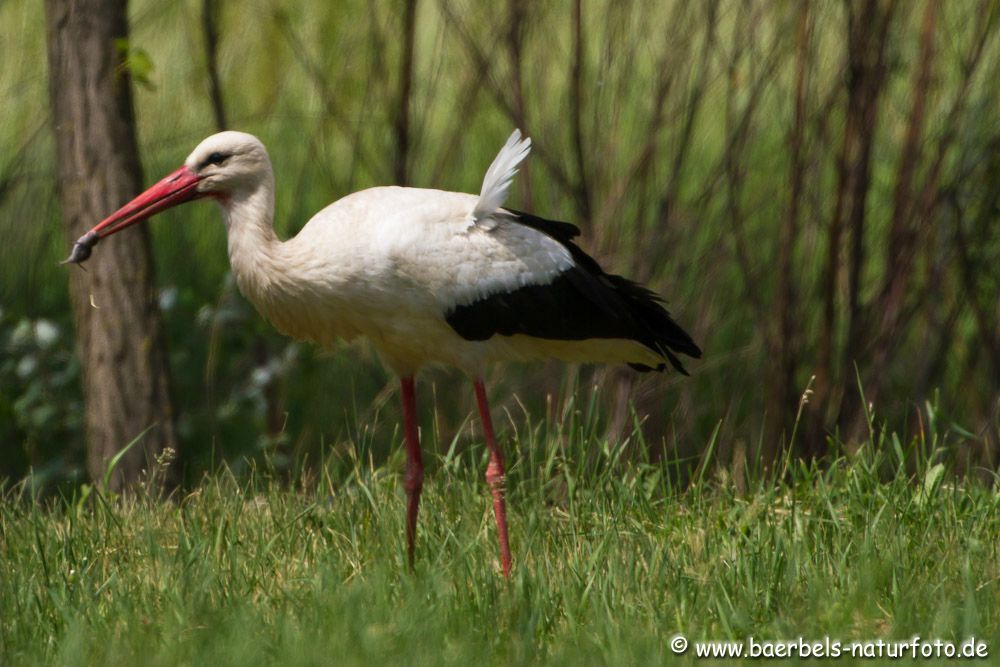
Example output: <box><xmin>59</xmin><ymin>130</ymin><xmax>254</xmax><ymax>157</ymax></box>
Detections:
<box><xmin>4</xmin><ymin>0</ymin><xmax>999</xmax><ymax>488</ymax></box>
<box><xmin>3</xmin><ymin>0</ymin><xmax>1000</xmax><ymax>662</ymax></box>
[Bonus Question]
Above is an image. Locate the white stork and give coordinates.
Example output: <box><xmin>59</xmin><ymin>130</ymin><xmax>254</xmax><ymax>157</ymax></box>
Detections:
<box><xmin>65</xmin><ymin>130</ymin><xmax>701</xmax><ymax>576</ymax></box>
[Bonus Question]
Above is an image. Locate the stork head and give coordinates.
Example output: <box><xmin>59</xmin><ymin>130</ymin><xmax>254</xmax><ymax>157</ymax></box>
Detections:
<box><xmin>62</xmin><ymin>131</ymin><xmax>271</xmax><ymax>265</ymax></box>
<box><xmin>185</xmin><ymin>131</ymin><xmax>271</xmax><ymax>197</ymax></box>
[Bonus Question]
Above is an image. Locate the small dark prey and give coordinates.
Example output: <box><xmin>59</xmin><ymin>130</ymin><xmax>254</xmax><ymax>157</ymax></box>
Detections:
<box><xmin>61</xmin><ymin>231</ymin><xmax>99</xmax><ymax>265</ymax></box>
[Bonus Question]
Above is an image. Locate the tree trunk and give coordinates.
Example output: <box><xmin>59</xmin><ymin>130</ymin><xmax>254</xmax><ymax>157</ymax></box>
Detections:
<box><xmin>46</xmin><ymin>0</ymin><xmax>178</xmax><ymax>492</ymax></box>
<box><xmin>835</xmin><ymin>0</ymin><xmax>897</xmax><ymax>442</ymax></box>
<box><xmin>808</xmin><ymin>0</ymin><xmax>895</xmax><ymax>452</ymax></box>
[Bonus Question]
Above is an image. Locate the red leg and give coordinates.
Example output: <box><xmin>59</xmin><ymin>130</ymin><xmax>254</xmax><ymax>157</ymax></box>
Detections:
<box><xmin>474</xmin><ymin>379</ymin><xmax>512</xmax><ymax>577</ymax></box>
<box><xmin>400</xmin><ymin>376</ymin><xmax>423</xmax><ymax>569</ymax></box>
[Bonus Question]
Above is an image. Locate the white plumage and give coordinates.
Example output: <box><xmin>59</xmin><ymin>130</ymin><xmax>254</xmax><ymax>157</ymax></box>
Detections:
<box><xmin>472</xmin><ymin>128</ymin><xmax>532</xmax><ymax>225</ymax></box>
<box><xmin>187</xmin><ymin>130</ymin><xmax>671</xmax><ymax>376</ymax></box>
<box><xmin>71</xmin><ymin>129</ymin><xmax>700</xmax><ymax>576</ymax></box>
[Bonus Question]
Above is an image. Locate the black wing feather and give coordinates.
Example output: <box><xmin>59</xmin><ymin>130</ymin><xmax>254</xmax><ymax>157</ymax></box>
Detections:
<box><xmin>446</xmin><ymin>210</ymin><xmax>701</xmax><ymax>373</ymax></box>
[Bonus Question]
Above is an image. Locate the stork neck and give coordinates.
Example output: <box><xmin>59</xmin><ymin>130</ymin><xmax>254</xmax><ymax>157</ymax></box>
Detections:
<box><xmin>221</xmin><ymin>176</ymin><xmax>283</xmax><ymax>296</ymax></box>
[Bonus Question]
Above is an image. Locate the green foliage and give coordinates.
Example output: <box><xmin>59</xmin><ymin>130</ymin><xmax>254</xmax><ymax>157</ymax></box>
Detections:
<box><xmin>1</xmin><ymin>434</ymin><xmax>997</xmax><ymax>665</ymax></box>
<box><xmin>113</xmin><ymin>38</ymin><xmax>156</xmax><ymax>90</ymax></box>
<box><xmin>1</xmin><ymin>0</ymin><xmax>999</xmax><ymax>488</ymax></box>
<box><xmin>0</xmin><ymin>311</ymin><xmax>83</xmax><ymax>489</ymax></box>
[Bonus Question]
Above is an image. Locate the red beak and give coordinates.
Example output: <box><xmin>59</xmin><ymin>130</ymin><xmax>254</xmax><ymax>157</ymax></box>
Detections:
<box><xmin>63</xmin><ymin>165</ymin><xmax>202</xmax><ymax>265</ymax></box>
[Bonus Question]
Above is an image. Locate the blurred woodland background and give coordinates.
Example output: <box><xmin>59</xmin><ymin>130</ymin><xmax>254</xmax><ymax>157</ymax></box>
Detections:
<box><xmin>1</xmin><ymin>0</ymin><xmax>999</xmax><ymax>492</ymax></box>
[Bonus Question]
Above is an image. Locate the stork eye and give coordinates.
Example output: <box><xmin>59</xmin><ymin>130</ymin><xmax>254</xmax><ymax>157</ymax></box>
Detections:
<box><xmin>203</xmin><ymin>152</ymin><xmax>229</xmax><ymax>168</ymax></box>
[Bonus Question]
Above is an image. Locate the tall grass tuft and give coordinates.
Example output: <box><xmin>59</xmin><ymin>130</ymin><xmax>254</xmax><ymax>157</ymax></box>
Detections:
<box><xmin>2</xmin><ymin>406</ymin><xmax>998</xmax><ymax>664</ymax></box>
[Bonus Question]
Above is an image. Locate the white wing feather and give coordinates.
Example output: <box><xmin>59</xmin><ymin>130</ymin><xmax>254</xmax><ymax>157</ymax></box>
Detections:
<box><xmin>472</xmin><ymin>129</ymin><xmax>532</xmax><ymax>224</ymax></box>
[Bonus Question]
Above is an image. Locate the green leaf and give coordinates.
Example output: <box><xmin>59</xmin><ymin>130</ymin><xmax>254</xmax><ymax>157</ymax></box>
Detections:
<box><xmin>102</xmin><ymin>424</ymin><xmax>157</xmax><ymax>490</ymax></box>
<box><xmin>114</xmin><ymin>38</ymin><xmax>156</xmax><ymax>90</ymax></box>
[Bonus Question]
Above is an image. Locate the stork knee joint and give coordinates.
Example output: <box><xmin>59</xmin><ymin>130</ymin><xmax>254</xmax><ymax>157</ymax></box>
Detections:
<box><xmin>485</xmin><ymin>461</ymin><xmax>505</xmax><ymax>488</ymax></box>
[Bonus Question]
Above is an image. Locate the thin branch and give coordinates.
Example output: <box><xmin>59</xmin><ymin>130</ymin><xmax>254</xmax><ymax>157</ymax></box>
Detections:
<box><xmin>506</xmin><ymin>0</ymin><xmax>532</xmax><ymax>208</ymax></box>
<box><xmin>275</xmin><ymin>11</ymin><xmax>382</xmax><ymax>178</ymax></box>
<box><xmin>202</xmin><ymin>0</ymin><xmax>227</xmax><ymax>131</ymax></box>
<box><xmin>771</xmin><ymin>1</ymin><xmax>811</xmax><ymax>454</ymax></box>
<box><xmin>437</xmin><ymin>0</ymin><xmax>577</xmax><ymax>197</ymax></box>
<box><xmin>394</xmin><ymin>0</ymin><xmax>418</xmax><ymax>185</ymax></box>
<box><xmin>871</xmin><ymin>0</ymin><xmax>939</xmax><ymax>361</ymax></box>
<box><xmin>570</xmin><ymin>0</ymin><xmax>592</xmax><ymax>223</ymax></box>
<box><xmin>596</xmin><ymin>0</ymin><xmax>692</xmax><ymax>230</ymax></box>
<box><xmin>658</xmin><ymin>0</ymin><xmax>719</xmax><ymax>226</ymax></box>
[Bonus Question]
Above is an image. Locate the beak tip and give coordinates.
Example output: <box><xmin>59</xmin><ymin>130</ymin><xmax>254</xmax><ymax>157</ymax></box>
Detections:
<box><xmin>62</xmin><ymin>231</ymin><xmax>100</xmax><ymax>265</ymax></box>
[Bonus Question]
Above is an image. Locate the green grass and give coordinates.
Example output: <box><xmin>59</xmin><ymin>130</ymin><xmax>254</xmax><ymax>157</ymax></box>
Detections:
<box><xmin>3</xmin><ymin>424</ymin><xmax>998</xmax><ymax>666</ymax></box>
